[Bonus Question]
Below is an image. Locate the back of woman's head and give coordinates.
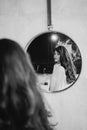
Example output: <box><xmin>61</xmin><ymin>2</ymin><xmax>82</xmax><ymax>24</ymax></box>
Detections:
<box><xmin>0</xmin><ymin>39</ymin><xmax>53</xmax><ymax>130</ymax></box>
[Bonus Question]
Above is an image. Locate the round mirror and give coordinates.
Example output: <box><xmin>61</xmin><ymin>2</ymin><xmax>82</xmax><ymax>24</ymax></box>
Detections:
<box><xmin>26</xmin><ymin>31</ymin><xmax>82</xmax><ymax>92</ymax></box>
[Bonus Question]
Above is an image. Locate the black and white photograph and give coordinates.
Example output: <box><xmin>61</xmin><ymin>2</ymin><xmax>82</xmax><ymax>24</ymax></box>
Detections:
<box><xmin>0</xmin><ymin>0</ymin><xmax>86</xmax><ymax>130</ymax></box>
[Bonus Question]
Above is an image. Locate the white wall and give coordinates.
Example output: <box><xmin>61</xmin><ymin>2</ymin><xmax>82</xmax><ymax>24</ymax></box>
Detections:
<box><xmin>0</xmin><ymin>0</ymin><xmax>87</xmax><ymax>130</ymax></box>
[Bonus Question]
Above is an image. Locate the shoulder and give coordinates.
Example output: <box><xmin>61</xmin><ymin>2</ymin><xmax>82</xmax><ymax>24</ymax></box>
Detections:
<box><xmin>59</xmin><ymin>65</ymin><xmax>65</xmax><ymax>74</ymax></box>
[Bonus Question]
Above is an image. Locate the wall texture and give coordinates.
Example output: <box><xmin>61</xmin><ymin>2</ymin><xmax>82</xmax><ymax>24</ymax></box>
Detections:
<box><xmin>0</xmin><ymin>0</ymin><xmax>87</xmax><ymax>130</ymax></box>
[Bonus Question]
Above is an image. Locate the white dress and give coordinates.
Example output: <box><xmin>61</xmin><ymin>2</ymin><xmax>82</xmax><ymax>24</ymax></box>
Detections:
<box><xmin>50</xmin><ymin>64</ymin><xmax>67</xmax><ymax>91</ymax></box>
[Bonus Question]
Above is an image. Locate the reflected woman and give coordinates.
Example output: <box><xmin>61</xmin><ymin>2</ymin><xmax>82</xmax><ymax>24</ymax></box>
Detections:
<box><xmin>49</xmin><ymin>46</ymin><xmax>76</xmax><ymax>92</ymax></box>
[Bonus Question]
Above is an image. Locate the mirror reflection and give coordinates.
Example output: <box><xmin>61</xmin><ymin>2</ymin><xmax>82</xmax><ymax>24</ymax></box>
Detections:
<box><xmin>26</xmin><ymin>32</ymin><xmax>82</xmax><ymax>92</ymax></box>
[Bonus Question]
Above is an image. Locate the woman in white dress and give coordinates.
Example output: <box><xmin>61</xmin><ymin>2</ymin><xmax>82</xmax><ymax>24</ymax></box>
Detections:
<box><xmin>50</xmin><ymin>46</ymin><xmax>76</xmax><ymax>92</ymax></box>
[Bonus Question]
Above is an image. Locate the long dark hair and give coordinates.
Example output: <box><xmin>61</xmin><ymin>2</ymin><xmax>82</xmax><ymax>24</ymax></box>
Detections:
<box><xmin>0</xmin><ymin>39</ymin><xmax>53</xmax><ymax>130</ymax></box>
<box><xmin>54</xmin><ymin>46</ymin><xmax>76</xmax><ymax>84</ymax></box>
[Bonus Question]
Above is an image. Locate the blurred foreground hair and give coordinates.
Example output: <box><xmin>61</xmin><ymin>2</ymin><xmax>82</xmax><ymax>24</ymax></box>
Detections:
<box><xmin>0</xmin><ymin>39</ymin><xmax>53</xmax><ymax>130</ymax></box>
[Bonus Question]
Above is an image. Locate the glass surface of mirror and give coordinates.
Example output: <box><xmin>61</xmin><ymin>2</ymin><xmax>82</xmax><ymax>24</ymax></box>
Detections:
<box><xmin>26</xmin><ymin>31</ymin><xmax>82</xmax><ymax>92</ymax></box>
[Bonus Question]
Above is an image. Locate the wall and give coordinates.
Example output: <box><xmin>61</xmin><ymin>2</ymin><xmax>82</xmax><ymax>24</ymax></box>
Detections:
<box><xmin>0</xmin><ymin>0</ymin><xmax>87</xmax><ymax>130</ymax></box>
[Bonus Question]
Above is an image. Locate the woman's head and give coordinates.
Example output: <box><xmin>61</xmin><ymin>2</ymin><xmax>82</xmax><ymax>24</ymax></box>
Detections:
<box><xmin>54</xmin><ymin>46</ymin><xmax>68</xmax><ymax>66</ymax></box>
<box><xmin>0</xmin><ymin>39</ymin><xmax>53</xmax><ymax>130</ymax></box>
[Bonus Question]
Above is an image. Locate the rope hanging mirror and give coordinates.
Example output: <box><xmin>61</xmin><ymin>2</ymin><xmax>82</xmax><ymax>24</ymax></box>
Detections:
<box><xmin>25</xmin><ymin>0</ymin><xmax>82</xmax><ymax>93</ymax></box>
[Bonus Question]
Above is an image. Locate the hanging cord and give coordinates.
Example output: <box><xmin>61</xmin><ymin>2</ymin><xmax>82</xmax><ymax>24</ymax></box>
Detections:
<box><xmin>47</xmin><ymin>0</ymin><xmax>53</xmax><ymax>31</ymax></box>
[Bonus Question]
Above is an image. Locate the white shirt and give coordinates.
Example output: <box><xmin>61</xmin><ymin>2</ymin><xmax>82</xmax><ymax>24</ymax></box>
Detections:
<box><xmin>50</xmin><ymin>64</ymin><xmax>67</xmax><ymax>91</ymax></box>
